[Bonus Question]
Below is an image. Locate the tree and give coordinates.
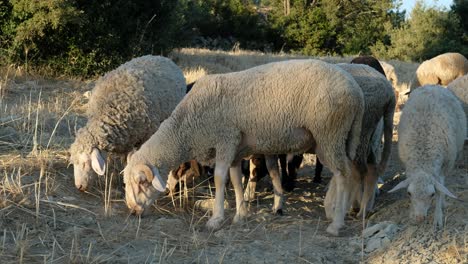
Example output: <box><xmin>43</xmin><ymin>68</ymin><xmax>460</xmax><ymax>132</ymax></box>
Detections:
<box><xmin>373</xmin><ymin>1</ymin><xmax>466</xmax><ymax>61</ymax></box>
<box><xmin>321</xmin><ymin>0</ymin><xmax>395</xmax><ymax>55</ymax></box>
<box><xmin>3</xmin><ymin>0</ymin><xmax>81</xmax><ymax>69</ymax></box>
<box><xmin>451</xmin><ymin>0</ymin><xmax>468</xmax><ymax>34</ymax></box>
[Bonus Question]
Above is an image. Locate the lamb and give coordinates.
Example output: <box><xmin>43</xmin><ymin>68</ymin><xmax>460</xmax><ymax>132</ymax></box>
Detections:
<box><xmin>389</xmin><ymin>85</ymin><xmax>465</xmax><ymax>228</ymax></box>
<box><xmin>166</xmin><ymin>160</ymin><xmax>206</xmax><ymax>196</ymax></box>
<box><xmin>123</xmin><ymin>59</ymin><xmax>365</xmax><ymax>236</ymax></box>
<box><xmin>411</xmin><ymin>52</ymin><xmax>468</xmax><ymax>90</ymax></box>
<box><xmin>324</xmin><ymin>63</ymin><xmax>395</xmax><ymax>218</ymax></box>
<box><xmin>242</xmin><ymin>153</ymin><xmax>303</xmax><ymax>203</ymax></box>
<box><xmin>447</xmin><ymin>74</ymin><xmax>468</xmax><ymax>137</ymax></box>
<box><xmin>69</xmin><ymin>55</ymin><xmax>186</xmax><ymax>191</ymax></box>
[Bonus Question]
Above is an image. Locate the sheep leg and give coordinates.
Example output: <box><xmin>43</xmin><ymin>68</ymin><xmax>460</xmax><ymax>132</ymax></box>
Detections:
<box><xmin>279</xmin><ymin>154</ymin><xmax>294</xmax><ymax>192</ymax></box>
<box><xmin>314</xmin><ymin>157</ymin><xmax>323</xmax><ymax>183</ymax></box>
<box><xmin>265</xmin><ymin>155</ymin><xmax>284</xmax><ymax>215</ymax></box>
<box><xmin>206</xmin><ymin>161</ymin><xmax>230</xmax><ymax>230</ymax></box>
<box><xmin>324</xmin><ymin>176</ymin><xmax>336</xmax><ymax>220</ymax></box>
<box><xmin>231</xmin><ymin>162</ymin><xmax>249</xmax><ymax>224</ymax></box>
<box><xmin>357</xmin><ymin>163</ymin><xmax>378</xmax><ymax>217</ymax></box>
<box><xmin>243</xmin><ymin>158</ymin><xmax>257</xmax><ymax>202</ymax></box>
<box><xmin>326</xmin><ymin>170</ymin><xmax>350</xmax><ymax>236</ymax></box>
<box><xmin>433</xmin><ymin>191</ymin><xmax>444</xmax><ymax>229</ymax></box>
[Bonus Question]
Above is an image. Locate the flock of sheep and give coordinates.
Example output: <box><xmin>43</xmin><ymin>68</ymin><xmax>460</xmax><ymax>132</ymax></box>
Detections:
<box><xmin>69</xmin><ymin>52</ymin><xmax>468</xmax><ymax>236</ymax></box>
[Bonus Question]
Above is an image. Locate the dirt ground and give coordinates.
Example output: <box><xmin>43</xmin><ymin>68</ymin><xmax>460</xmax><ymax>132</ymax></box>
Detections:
<box><xmin>0</xmin><ymin>52</ymin><xmax>467</xmax><ymax>263</ymax></box>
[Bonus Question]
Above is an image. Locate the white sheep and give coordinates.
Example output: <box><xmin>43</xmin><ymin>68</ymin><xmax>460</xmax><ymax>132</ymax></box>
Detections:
<box><xmin>244</xmin><ymin>62</ymin><xmax>395</xmax><ymax>217</ymax></box>
<box><xmin>389</xmin><ymin>85</ymin><xmax>466</xmax><ymax>229</ymax></box>
<box><xmin>69</xmin><ymin>55</ymin><xmax>186</xmax><ymax>191</ymax></box>
<box><xmin>411</xmin><ymin>52</ymin><xmax>468</xmax><ymax>90</ymax></box>
<box><xmin>379</xmin><ymin>60</ymin><xmax>402</xmax><ymax>110</ymax></box>
<box><xmin>123</xmin><ymin>59</ymin><xmax>365</xmax><ymax>236</ymax></box>
<box><xmin>447</xmin><ymin>74</ymin><xmax>468</xmax><ymax>137</ymax></box>
<box><xmin>379</xmin><ymin>61</ymin><xmax>398</xmax><ymax>88</ymax></box>
<box><xmin>321</xmin><ymin>63</ymin><xmax>395</xmax><ymax>218</ymax></box>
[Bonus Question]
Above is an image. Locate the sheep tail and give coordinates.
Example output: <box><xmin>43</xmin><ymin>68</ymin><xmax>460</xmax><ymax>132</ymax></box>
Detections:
<box><xmin>378</xmin><ymin>103</ymin><xmax>395</xmax><ymax>175</ymax></box>
<box><xmin>346</xmin><ymin>102</ymin><xmax>364</xmax><ymax>161</ymax></box>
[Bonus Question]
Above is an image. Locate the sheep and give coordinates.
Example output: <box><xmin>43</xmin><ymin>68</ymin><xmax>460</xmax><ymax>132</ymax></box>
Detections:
<box><xmin>314</xmin><ymin>56</ymin><xmax>391</xmax><ymax>186</ymax></box>
<box><xmin>324</xmin><ymin>63</ymin><xmax>396</xmax><ymax>218</ymax></box>
<box><xmin>350</xmin><ymin>56</ymin><xmax>386</xmax><ymax>76</ymax></box>
<box><xmin>123</xmin><ymin>59</ymin><xmax>365</xmax><ymax>236</ymax></box>
<box><xmin>69</xmin><ymin>55</ymin><xmax>186</xmax><ymax>191</ymax></box>
<box><xmin>378</xmin><ymin>60</ymin><xmax>401</xmax><ymax>110</ymax></box>
<box><xmin>166</xmin><ymin>160</ymin><xmax>206</xmax><ymax>196</ymax></box>
<box><xmin>242</xmin><ymin>153</ymin><xmax>303</xmax><ymax>200</ymax></box>
<box><xmin>379</xmin><ymin>61</ymin><xmax>398</xmax><ymax>88</ymax></box>
<box><xmin>243</xmin><ymin>58</ymin><xmax>394</xmax><ymax>215</ymax></box>
<box><xmin>447</xmin><ymin>74</ymin><xmax>468</xmax><ymax>137</ymax></box>
<box><xmin>389</xmin><ymin>85</ymin><xmax>466</xmax><ymax>229</ymax></box>
<box><xmin>411</xmin><ymin>52</ymin><xmax>468</xmax><ymax>91</ymax></box>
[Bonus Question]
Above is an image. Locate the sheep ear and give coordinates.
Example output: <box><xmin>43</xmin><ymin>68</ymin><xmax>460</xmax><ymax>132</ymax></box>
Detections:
<box><xmin>134</xmin><ymin>164</ymin><xmax>166</xmax><ymax>192</ymax></box>
<box><xmin>388</xmin><ymin>179</ymin><xmax>409</xmax><ymax>193</ymax></box>
<box><xmin>434</xmin><ymin>181</ymin><xmax>457</xmax><ymax>199</ymax></box>
<box><xmin>91</xmin><ymin>148</ymin><xmax>106</xmax><ymax>175</ymax></box>
<box><xmin>150</xmin><ymin>166</ymin><xmax>166</xmax><ymax>192</ymax></box>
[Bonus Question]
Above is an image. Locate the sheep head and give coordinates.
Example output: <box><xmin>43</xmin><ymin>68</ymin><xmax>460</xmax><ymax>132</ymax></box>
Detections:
<box><xmin>389</xmin><ymin>171</ymin><xmax>456</xmax><ymax>223</ymax></box>
<box><xmin>123</xmin><ymin>162</ymin><xmax>166</xmax><ymax>216</ymax></box>
<box><xmin>72</xmin><ymin>147</ymin><xmax>106</xmax><ymax>191</ymax></box>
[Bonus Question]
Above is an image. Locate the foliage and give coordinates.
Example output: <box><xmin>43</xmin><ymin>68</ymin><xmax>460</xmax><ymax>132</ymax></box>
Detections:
<box><xmin>372</xmin><ymin>1</ymin><xmax>467</xmax><ymax>61</ymax></box>
<box><xmin>0</xmin><ymin>0</ymin><xmax>467</xmax><ymax>76</ymax></box>
<box><xmin>1</xmin><ymin>0</ymin><xmax>187</xmax><ymax>77</ymax></box>
<box><xmin>184</xmin><ymin>0</ymin><xmax>270</xmax><ymax>50</ymax></box>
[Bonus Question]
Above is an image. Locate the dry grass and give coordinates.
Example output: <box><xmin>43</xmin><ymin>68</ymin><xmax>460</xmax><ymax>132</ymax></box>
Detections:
<box><xmin>0</xmin><ymin>48</ymin><xmax>465</xmax><ymax>263</ymax></box>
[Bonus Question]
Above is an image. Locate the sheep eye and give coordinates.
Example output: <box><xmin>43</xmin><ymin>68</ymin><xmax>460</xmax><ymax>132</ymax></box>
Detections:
<box><xmin>407</xmin><ymin>191</ymin><xmax>411</xmax><ymax>197</ymax></box>
<box><xmin>431</xmin><ymin>193</ymin><xmax>435</xmax><ymax>198</ymax></box>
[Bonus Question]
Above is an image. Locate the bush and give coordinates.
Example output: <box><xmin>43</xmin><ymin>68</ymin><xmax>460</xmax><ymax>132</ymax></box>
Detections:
<box><xmin>372</xmin><ymin>1</ymin><xmax>467</xmax><ymax>61</ymax></box>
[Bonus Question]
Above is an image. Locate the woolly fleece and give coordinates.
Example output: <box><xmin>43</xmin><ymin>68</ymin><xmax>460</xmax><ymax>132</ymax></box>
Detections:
<box><xmin>397</xmin><ymin>85</ymin><xmax>466</xmax><ymax>227</ymax></box>
<box><xmin>69</xmin><ymin>55</ymin><xmax>186</xmax><ymax>189</ymax></box>
<box><xmin>124</xmin><ymin>59</ymin><xmax>365</xmax><ymax>233</ymax></box>
<box><xmin>411</xmin><ymin>52</ymin><xmax>468</xmax><ymax>90</ymax></box>
<box><xmin>448</xmin><ymin>74</ymin><xmax>468</xmax><ymax>136</ymax></box>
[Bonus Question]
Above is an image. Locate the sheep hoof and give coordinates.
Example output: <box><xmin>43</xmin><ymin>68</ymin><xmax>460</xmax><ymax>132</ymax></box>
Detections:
<box><xmin>206</xmin><ymin>216</ymin><xmax>224</xmax><ymax>230</ymax></box>
<box><xmin>275</xmin><ymin>209</ymin><xmax>283</xmax><ymax>216</ymax></box>
<box><xmin>313</xmin><ymin>177</ymin><xmax>322</xmax><ymax>184</ymax></box>
<box><xmin>433</xmin><ymin>218</ymin><xmax>444</xmax><ymax>230</ymax></box>
<box><xmin>233</xmin><ymin>213</ymin><xmax>246</xmax><ymax>225</ymax></box>
<box><xmin>326</xmin><ymin>223</ymin><xmax>341</xmax><ymax>236</ymax></box>
<box><xmin>233</xmin><ymin>203</ymin><xmax>249</xmax><ymax>224</ymax></box>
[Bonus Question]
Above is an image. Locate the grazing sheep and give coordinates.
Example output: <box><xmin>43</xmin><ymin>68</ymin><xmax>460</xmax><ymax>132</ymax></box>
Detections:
<box><xmin>389</xmin><ymin>85</ymin><xmax>465</xmax><ymax>228</ymax></box>
<box><xmin>324</xmin><ymin>63</ymin><xmax>396</xmax><ymax>218</ymax></box>
<box><xmin>243</xmin><ymin>153</ymin><xmax>304</xmax><ymax>197</ymax></box>
<box><xmin>243</xmin><ymin>154</ymin><xmax>268</xmax><ymax>202</ymax></box>
<box><xmin>314</xmin><ymin>56</ymin><xmax>390</xmax><ymax>187</ymax></box>
<box><xmin>447</xmin><ymin>74</ymin><xmax>468</xmax><ymax>137</ymax></box>
<box><xmin>69</xmin><ymin>55</ymin><xmax>186</xmax><ymax>191</ymax></box>
<box><xmin>411</xmin><ymin>52</ymin><xmax>468</xmax><ymax>90</ymax></box>
<box><xmin>247</xmin><ymin>56</ymin><xmax>388</xmax><ymax>194</ymax></box>
<box><xmin>166</xmin><ymin>160</ymin><xmax>206</xmax><ymax>196</ymax></box>
<box><xmin>123</xmin><ymin>59</ymin><xmax>365</xmax><ymax>236</ymax></box>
